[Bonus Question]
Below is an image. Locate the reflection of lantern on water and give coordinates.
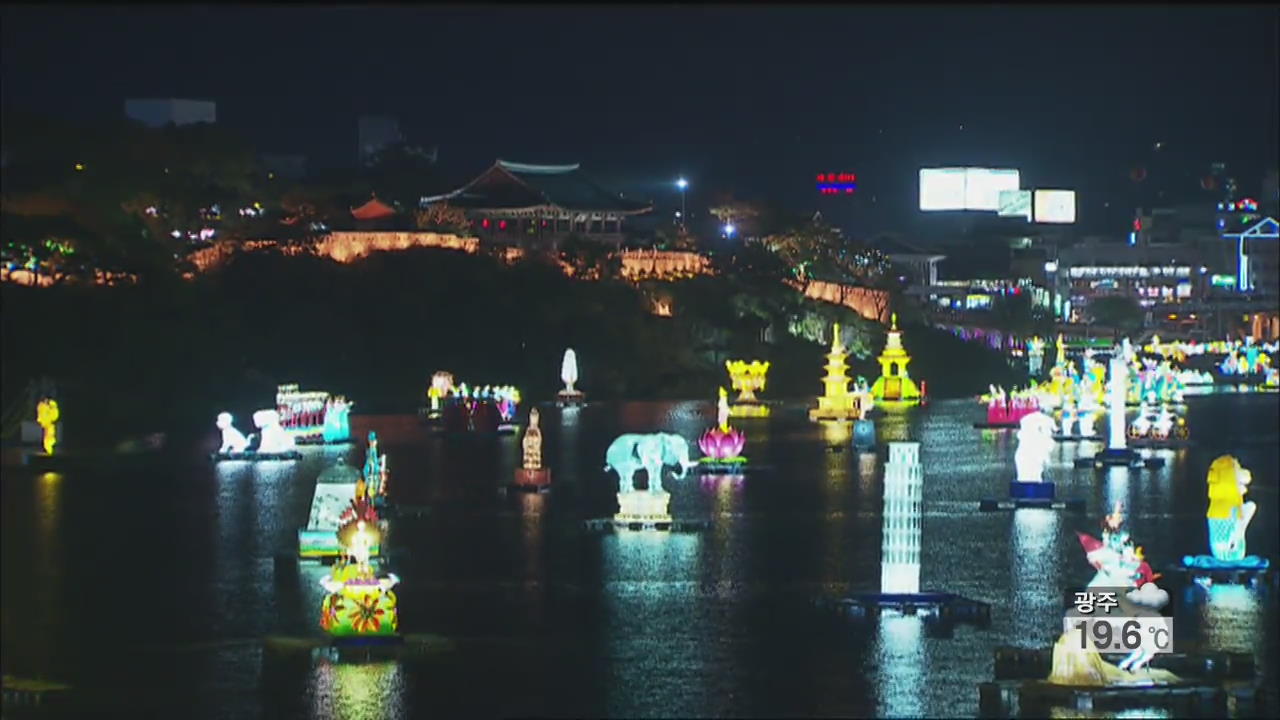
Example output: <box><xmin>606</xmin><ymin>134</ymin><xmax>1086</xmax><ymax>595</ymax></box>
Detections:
<box><xmin>822</xmin><ymin>420</ymin><xmax>851</xmax><ymax>446</ymax></box>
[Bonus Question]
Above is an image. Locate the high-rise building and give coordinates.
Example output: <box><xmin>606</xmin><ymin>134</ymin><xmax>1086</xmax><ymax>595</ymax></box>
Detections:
<box><xmin>124</xmin><ymin>99</ymin><xmax>217</xmax><ymax>128</ymax></box>
<box><xmin>357</xmin><ymin>115</ymin><xmax>402</xmax><ymax>166</ymax></box>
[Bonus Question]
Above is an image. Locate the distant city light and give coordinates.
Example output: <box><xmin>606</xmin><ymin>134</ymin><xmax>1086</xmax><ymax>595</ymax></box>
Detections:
<box><xmin>74</xmin><ymin>163</ymin><xmax>84</xmax><ymax>172</ymax></box>
<box><xmin>674</xmin><ymin>211</ymin><xmax>682</xmax><ymax>218</ymax></box>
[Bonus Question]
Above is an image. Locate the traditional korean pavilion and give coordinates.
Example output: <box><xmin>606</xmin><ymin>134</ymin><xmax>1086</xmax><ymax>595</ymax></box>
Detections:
<box><xmin>421</xmin><ymin>160</ymin><xmax>652</xmax><ymax>247</ymax></box>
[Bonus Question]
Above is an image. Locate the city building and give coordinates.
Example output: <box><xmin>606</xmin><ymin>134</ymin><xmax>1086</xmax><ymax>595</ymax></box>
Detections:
<box><xmin>1225</xmin><ymin>216</ymin><xmax>1278</xmax><ymax>297</ymax></box>
<box><xmin>124</xmin><ymin>98</ymin><xmax>217</xmax><ymax>128</ymax></box>
<box><xmin>357</xmin><ymin>115</ymin><xmax>403</xmax><ymax>167</ymax></box>
<box><xmin>420</xmin><ymin>160</ymin><xmax>653</xmax><ymax>248</ymax></box>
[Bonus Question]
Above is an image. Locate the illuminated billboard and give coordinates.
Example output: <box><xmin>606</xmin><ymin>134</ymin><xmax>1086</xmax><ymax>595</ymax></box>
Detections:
<box><xmin>816</xmin><ymin>172</ymin><xmax>857</xmax><ymax>195</ymax></box>
<box><xmin>997</xmin><ymin>190</ymin><xmax>1033</xmax><ymax>220</ymax></box>
<box><xmin>1034</xmin><ymin>189</ymin><xmax>1077</xmax><ymax>224</ymax></box>
<box><xmin>919</xmin><ymin>167</ymin><xmax>1021</xmax><ymax>211</ymax></box>
<box><xmin>919</xmin><ymin>168</ymin><xmax>967</xmax><ymax>210</ymax></box>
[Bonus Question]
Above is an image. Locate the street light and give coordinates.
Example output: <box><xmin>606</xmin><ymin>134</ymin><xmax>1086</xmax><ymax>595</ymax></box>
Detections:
<box><xmin>676</xmin><ymin>178</ymin><xmax>688</xmax><ymax>228</ymax></box>
<box><xmin>723</xmin><ymin>223</ymin><xmax>736</xmax><ymax>238</ymax></box>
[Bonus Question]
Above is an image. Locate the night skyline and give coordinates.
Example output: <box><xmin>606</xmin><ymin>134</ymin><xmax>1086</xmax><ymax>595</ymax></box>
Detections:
<box><xmin>3</xmin><ymin>4</ymin><xmax>1277</xmax><ymax>236</ymax></box>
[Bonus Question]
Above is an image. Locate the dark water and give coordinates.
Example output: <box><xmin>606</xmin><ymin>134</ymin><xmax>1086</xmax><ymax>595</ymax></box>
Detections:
<box><xmin>3</xmin><ymin>394</ymin><xmax>1277</xmax><ymax>719</ymax></box>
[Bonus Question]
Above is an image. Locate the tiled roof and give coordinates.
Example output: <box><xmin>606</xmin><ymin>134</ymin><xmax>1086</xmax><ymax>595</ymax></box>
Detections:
<box><xmin>431</xmin><ymin>160</ymin><xmax>651</xmax><ymax>214</ymax></box>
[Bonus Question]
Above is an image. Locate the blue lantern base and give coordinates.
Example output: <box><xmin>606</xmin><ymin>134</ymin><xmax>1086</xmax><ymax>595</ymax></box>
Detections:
<box><xmin>1180</xmin><ymin>555</ymin><xmax>1270</xmax><ymax>571</ymax></box>
<box><xmin>1010</xmin><ymin>481</ymin><xmax>1055</xmax><ymax>501</ymax></box>
<box><xmin>852</xmin><ymin>419</ymin><xmax>877</xmax><ymax>450</ymax></box>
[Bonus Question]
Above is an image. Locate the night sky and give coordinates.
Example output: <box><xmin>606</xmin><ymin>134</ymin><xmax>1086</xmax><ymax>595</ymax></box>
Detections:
<box><xmin>3</xmin><ymin>4</ymin><xmax>1277</xmax><ymax>237</ymax></box>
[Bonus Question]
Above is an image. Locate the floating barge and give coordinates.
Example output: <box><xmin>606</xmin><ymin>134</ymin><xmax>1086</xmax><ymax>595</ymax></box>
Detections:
<box><xmin>263</xmin><ymin>633</ymin><xmax>454</xmax><ymax>663</ymax></box>
<box><xmin>2</xmin><ymin>675</ymin><xmax>73</xmax><ymax>709</ymax></box>
<box><xmin>583</xmin><ymin>517</ymin><xmax>712</xmax><ymax>533</ymax></box>
<box><xmin>991</xmin><ymin>645</ymin><xmax>1256</xmax><ymax>681</ymax></box>
<box><xmin>1073</xmin><ymin>449</ymin><xmax>1165</xmax><ymax>469</ymax></box>
<box><xmin>210</xmin><ymin>450</ymin><xmax>302</xmax><ymax>462</ymax></box>
<box><xmin>1126</xmin><ymin>436</ymin><xmax>1194</xmax><ymax>449</ymax></box>
<box><xmin>979</xmin><ymin>646</ymin><xmax>1262</xmax><ymax>718</ymax></box>
<box><xmin>1164</xmin><ymin>563</ymin><xmax>1276</xmax><ymax>589</ymax></box>
<box><xmin>979</xmin><ymin>498</ymin><xmax>1086</xmax><ymax>512</ymax></box>
<box><xmin>815</xmin><ymin>592</ymin><xmax>991</xmax><ymax>627</ymax></box>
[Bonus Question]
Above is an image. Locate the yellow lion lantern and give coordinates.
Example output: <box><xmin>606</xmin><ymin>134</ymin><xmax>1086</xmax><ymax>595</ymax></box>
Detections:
<box><xmin>1205</xmin><ymin>455</ymin><xmax>1256</xmax><ymax>561</ymax></box>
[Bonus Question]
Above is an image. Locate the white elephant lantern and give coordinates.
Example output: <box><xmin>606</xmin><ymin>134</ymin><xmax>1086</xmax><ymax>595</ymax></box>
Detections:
<box><xmin>604</xmin><ymin>432</ymin><xmax>696</xmax><ymax>523</ymax></box>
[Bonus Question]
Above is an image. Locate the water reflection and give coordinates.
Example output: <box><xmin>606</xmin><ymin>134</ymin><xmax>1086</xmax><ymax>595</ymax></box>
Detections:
<box><xmin>310</xmin><ymin>660</ymin><xmax>406</xmax><ymax>720</ymax></box>
<box><xmin>1195</xmin><ymin>584</ymin><xmax>1263</xmax><ymax>653</ymax></box>
<box><xmin>601</xmin><ymin>531</ymin><xmax>706</xmax><ymax>716</ymax></box>
<box><xmin>821</xmin><ymin>420</ymin><xmax>850</xmax><ymax>447</ymax></box>
<box><xmin>1009</xmin><ymin>509</ymin><xmax>1062</xmax><ymax>642</ymax></box>
<box><xmin>872</xmin><ymin>614</ymin><xmax>927</xmax><ymax>718</ymax></box>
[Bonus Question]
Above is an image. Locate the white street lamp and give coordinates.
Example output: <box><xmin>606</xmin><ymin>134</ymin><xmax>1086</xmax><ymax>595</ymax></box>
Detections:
<box><xmin>676</xmin><ymin>178</ymin><xmax>688</xmax><ymax>227</ymax></box>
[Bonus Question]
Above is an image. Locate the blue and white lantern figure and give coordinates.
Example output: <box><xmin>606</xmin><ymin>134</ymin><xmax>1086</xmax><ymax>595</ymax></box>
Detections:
<box><xmin>322</xmin><ymin>398</ymin><xmax>352</xmax><ymax>443</ymax></box>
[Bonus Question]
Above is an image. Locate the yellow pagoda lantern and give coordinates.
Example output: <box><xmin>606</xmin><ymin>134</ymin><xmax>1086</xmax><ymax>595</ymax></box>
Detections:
<box><xmin>871</xmin><ymin>314</ymin><xmax>922</xmax><ymax>403</ymax></box>
<box><xmin>809</xmin><ymin>323</ymin><xmax>871</xmax><ymax>421</ymax></box>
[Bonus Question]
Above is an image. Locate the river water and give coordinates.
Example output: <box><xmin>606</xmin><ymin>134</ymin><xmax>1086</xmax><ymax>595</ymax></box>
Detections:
<box><xmin>2</xmin><ymin>393</ymin><xmax>1277</xmax><ymax>718</ymax></box>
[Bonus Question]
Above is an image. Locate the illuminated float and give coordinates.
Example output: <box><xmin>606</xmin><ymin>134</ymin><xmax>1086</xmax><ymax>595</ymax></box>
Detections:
<box><xmin>1010</xmin><ymin>411</ymin><xmax>1058</xmax><ymax>502</ymax></box>
<box><xmin>556</xmin><ymin>348</ymin><xmax>586</xmax><ymax>406</ymax></box>
<box><xmin>1070</xmin><ymin>502</ymin><xmax>1176</xmax><ymax>674</ymax></box>
<box><xmin>317</xmin><ymin>513</ymin><xmax>399</xmax><ymax>641</ymax></box>
<box><xmin>298</xmin><ymin>456</ymin><xmax>384</xmax><ymax>559</ymax></box>
<box><xmin>602</xmin><ymin>432</ymin><xmax>696</xmax><ymax>529</ymax></box>
<box><xmin>975</xmin><ymin>384</ymin><xmax>1042</xmax><ymax>429</ymax></box>
<box><xmin>362</xmin><ymin>431</ymin><xmax>388</xmax><ymax>506</ymax></box>
<box><xmin>1054</xmin><ymin>384</ymin><xmax>1101</xmax><ymax>441</ymax></box>
<box><xmin>870</xmin><ymin>314</ymin><xmax>922</xmax><ymax>403</ymax></box>
<box><xmin>851</xmin><ymin>376</ymin><xmax>877</xmax><ymax>452</ymax></box>
<box><xmin>276</xmin><ymin>384</ymin><xmax>352</xmax><ymax>445</ymax></box>
<box><xmin>725</xmin><ymin>359</ymin><xmax>771</xmax><ymax>417</ymax></box>
<box><xmin>436</xmin><ymin>383</ymin><xmax>521</xmax><ymax>434</ymax></box>
<box><xmin>210</xmin><ymin>409</ymin><xmax>301</xmax><ymax>461</ymax></box>
<box><xmin>513</xmin><ymin>407</ymin><xmax>551</xmax><ymax>490</ymax></box>
<box><xmin>35</xmin><ymin>397</ymin><xmax>60</xmax><ymax>456</ymax></box>
<box><xmin>423</xmin><ymin>371</ymin><xmax>455</xmax><ymax>422</ymax></box>
<box><xmin>818</xmin><ymin>442</ymin><xmax>990</xmax><ymax>627</ymax></box>
<box><xmin>697</xmin><ymin>387</ymin><xmax>747</xmax><ymax>472</ymax></box>
<box><xmin>1073</xmin><ymin>340</ymin><xmax>1164</xmax><ymax>469</ymax></box>
<box><xmin>1126</xmin><ymin>401</ymin><xmax>1189</xmax><ymax>447</ymax></box>
<box><xmin>1027</xmin><ymin>336</ymin><xmax>1045</xmax><ymax>377</ymax></box>
<box><xmin>1179</xmin><ymin>456</ymin><xmax>1270</xmax><ymax>581</ymax></box>
<box><xmin>809</xmin><ymin>323</ymin><xmax>874</xmax><ymax>420</ymax></box>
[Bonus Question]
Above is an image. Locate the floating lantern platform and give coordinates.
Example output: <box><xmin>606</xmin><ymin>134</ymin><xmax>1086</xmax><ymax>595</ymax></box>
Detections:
<box><xmin>815</xmin><ymin>592</ymin><xmax>991</xmax><ymax>626</ymax></box>
<box><xmin>980</xmin><ymin>497</ymin><xmax>1086</xmax><ymax>512</ymax></box>
<box><xmin>583</xmin><ymin>517</ymin><xmax>711</xmax><ymax>533</ymax></box>
<box><xmin>978</xmin><ymin>677</ymin><xmax>1260</xmax><ymax>718</ymax></box>
<box><xmin>211</xmin><ymin>450</ymin><xmax>302</xmax><ymax>462</ymax></box>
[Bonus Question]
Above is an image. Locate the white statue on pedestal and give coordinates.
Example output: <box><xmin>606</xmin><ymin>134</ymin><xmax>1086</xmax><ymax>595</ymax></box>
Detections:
<box><xmin>561</xmin><ymin>349</ymin><xmax>579</xmax><ymax>395</ymax></box>
<box><xmin>1014</xmin><ymin>412</ymin><xmax>1057</xmax><ymax>483</ymax></box>
<box><xmin>254</xmin><ymin>409</ymin><xmax>296</xmax><ymax>453</ymax></box>
<box><xmin>216</xmin><ymin>412</ymin><xmax>250</xmax><ymax>454</ymax></box>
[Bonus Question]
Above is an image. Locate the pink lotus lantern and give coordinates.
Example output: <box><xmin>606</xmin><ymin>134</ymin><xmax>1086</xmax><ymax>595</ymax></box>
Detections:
<box><xmin>699</xmin><ymin>387</ymin><xmax>747</xmax><ymax>460</ymax></box>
